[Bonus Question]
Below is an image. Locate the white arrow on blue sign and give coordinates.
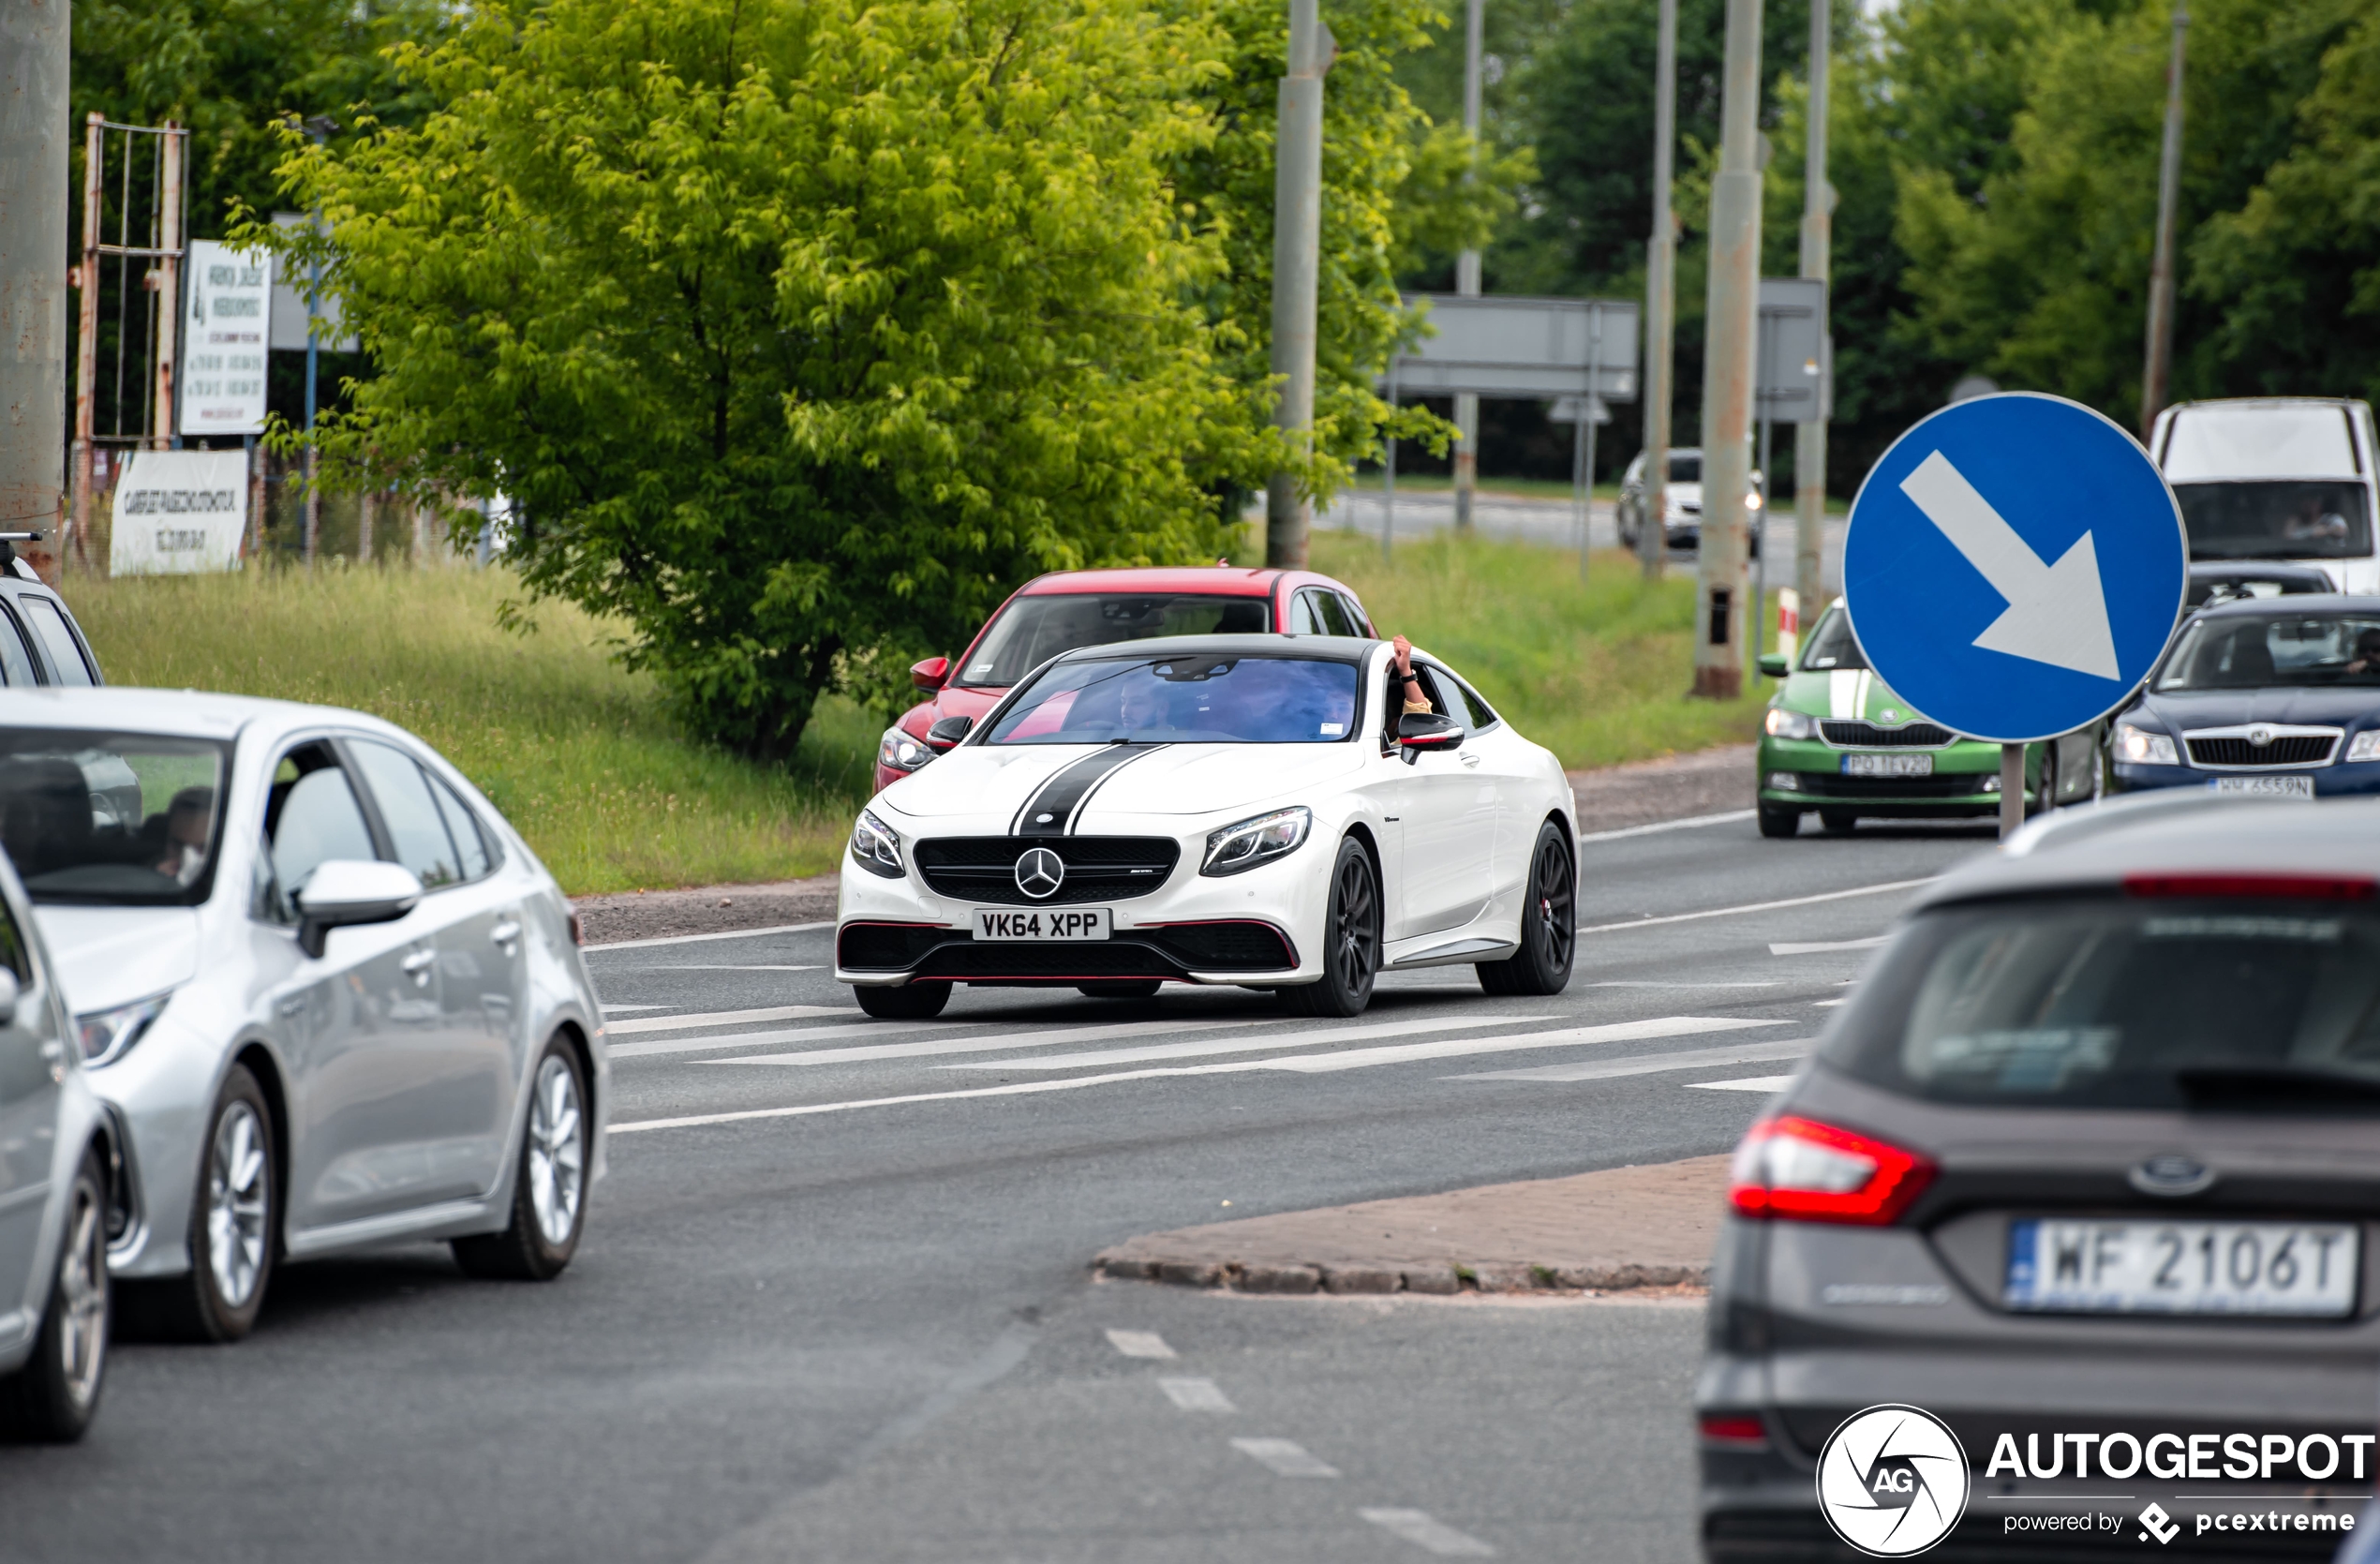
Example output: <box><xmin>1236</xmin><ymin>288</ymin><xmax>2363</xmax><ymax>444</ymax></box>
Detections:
<box><xmin>1843</xmin><ymin>392</ymin><xmax>2187</xmax><ymax>745</ymax></box>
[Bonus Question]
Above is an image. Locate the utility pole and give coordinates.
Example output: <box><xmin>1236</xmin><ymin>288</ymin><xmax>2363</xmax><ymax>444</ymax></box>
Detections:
<box><xmin>1266</xmin><ymin>0</ymin><xmax>1333</xmax><ymax>569</ymax></box>
<box><xmin>1</xmin><ymin>0</ymin><xmax>69</xmax><ymax>586</ymax></box>
<box><xmin>1639</xmin><ymin>0</ymin><xmax>1678</xmax><ymax>582</ymax></box>
<box><xmin>2140</xmin><ymin>0</ymin><xmax>2188</xmax><ymax>438</ymax></box>
<box><xmin>1452</xmin><ymin>0</ymin><xmax>1484</xmax><ymax>531</ymax></box>
<box><xmin>1691</xmin><ymin>0</ymin><xmax>1763</xmax><ymax>701</ymax></box>
<box><xmin>152</xmin><ymin>122</ymin><xmax>184</xmax><ymax>453</ymax></box>
<box><xmin>1793</xmin><ymin>0</ymin><xmax>1830</xmax><ymax>637</ymax></box>
<box><xmin>300</xmin><ymin>116</ymin><xmax>336</xmax><ymax>564</ymax></box>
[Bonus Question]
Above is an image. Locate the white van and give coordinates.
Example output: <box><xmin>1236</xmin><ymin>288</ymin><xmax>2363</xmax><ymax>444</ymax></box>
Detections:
<box><xmin>2149</xmin><ymin>397</ymin><xmax>2380</xmax><ymax>593</ymax></box>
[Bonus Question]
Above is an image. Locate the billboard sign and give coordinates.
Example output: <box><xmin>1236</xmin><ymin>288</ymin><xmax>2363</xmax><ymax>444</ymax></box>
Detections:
<box><xmin>180</xmin><ymin>240</ymin><xmax>271</xmax><ymax>437</ymax></box>
<box><xmin>110</xmin><ymin>451</ymin><xmax>249</xmax><ymax>575</ymax></box>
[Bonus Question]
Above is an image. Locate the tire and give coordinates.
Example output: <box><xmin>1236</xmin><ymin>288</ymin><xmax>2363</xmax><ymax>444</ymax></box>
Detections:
<box><xmin>1820</xmin><ymin>810</ymin><xmax>1858</xmax><ymax>835</ymax></box>
<box><xmin>1757</xmin><ymin>803</ymin><xmax>1801</xmax><ymax>839</ymax></box>
<box><xmin>1078</xmin><ymin>981</ymin><xmax>1161</xmax><ymax>1000</ymax></box>
<box><xmin>1477</xmin><ymin>823</ymin><xmax>1575</xmax><ymax>997</ymax></box>
<box><xmin>0</xmin><ymin>1147</ymin><xmax>110</xmax><ymax>1441</ymax></box>
<box><xmin>454</xmin><ymin>1035</ymin><xmax>589</xmax><ymax>1282</ymax></box>
<box><xmin>854</xmin><ymin>981</ymin><xmax>951</xmax><ymax>1020</ymax></box>
<box><xmin>1279</xmin><ymin>839</ymin><xmax>1380</xmax><ymax>1019</ymax></box>
<box><xmin>150</xmin><ymin>1065</ymin><xmax>275</xmax><ymax>1344</ymax></box>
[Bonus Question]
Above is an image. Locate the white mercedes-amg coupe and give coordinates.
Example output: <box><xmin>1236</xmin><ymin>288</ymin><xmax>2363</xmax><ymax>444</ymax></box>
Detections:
<box><xmin>836</xmin><ymin>634</ymin><xmax>1576</xmax><ymax>1019</ymax></box>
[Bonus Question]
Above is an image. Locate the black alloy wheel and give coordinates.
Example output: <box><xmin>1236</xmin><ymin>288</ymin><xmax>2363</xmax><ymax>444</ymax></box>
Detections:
<box><xmin>1479</xmin><ymin>823</ymin><xmax>1576</xmax><ymax>996</ymax></box>
<box><xmin>855</xmin><ymin>980</ymin><xmax>952</xmax><ymax>1020</ymax></box>
<box><xmin>1281</xmin><ymin>839</ymin><xmax>1379</xmax><ymax>1018</ymax></box>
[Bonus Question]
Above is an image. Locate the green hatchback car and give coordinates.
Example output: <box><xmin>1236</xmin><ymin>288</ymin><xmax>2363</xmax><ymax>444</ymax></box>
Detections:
<box><xmin>1754</xmin><ymin>602</ymin><xmax>2104</xmax><ymax>837</ymax></box>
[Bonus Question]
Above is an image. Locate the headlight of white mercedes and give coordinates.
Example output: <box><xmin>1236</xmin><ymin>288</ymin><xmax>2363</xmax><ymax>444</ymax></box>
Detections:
<box><xmin>878</xmin><ymin>726</ymin><xmax>934</xmax><ymax>774</ymax></box>
<box><xmin>2114</xmin><ymin>722</ymin><xmax>2179</xmax><ymax>766</ymax></box>
<box><xmin>850</xmin><ymin>808</ymin><xmax>905</xmax><ymax>878</ymax></box>
<box><xmin>77</xmin><ymin>991</ymin><xmax>172</xmax><ymax>1066</ymax></box>
<box><xmin>1763</xmin><ymin>707</ymin><xmax>1819</xmax><ymax>741</ymax></box>
<box><xmin>1201</xmin><ymin>806</ymin><xmax>1312</xmax><ymax>877</ymax></box>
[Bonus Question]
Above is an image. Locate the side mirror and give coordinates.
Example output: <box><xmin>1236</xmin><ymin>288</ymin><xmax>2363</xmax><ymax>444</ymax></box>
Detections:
<box><xmin>1757</xmin><ymin>653</ymin><xmax>1789</xmax><ymax>678</ymax></box>
<box><xmin>295</xmin><ymin>859</ymin><xmax>424</xmax><ymax>959</ymax></box>
<box><xmin>1396</xmin><ymin>711</ymin><xmax>1465</xmax><ymax>763</ymax></box>
<box><xmin>911</xmin><ymin>656</ymin><xmax>950</xmax><ymax>692</ymax></box>
<box><xmin>925</xmin><ymin>714</ymin><xmax>974</xmax><ymax>750</ymax></box>
<box><xmin>0</xmin><ymin>967</ymin><xmax>18</xmax><ymax>1028</ymax></box>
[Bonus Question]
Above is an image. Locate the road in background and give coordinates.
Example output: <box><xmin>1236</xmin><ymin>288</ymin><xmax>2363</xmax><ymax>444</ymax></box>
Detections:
<box><xmin>0</xmin><ymin>815</ymin><xmax>1994</xmax><ymax>1562</ymax></box>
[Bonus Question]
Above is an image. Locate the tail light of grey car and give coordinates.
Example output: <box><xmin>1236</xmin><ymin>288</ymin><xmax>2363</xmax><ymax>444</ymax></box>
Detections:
<box><xmin>1728</xmin><ymin>1115</ymin><xmax>1936</xmax><ymax>1226</ymax></box>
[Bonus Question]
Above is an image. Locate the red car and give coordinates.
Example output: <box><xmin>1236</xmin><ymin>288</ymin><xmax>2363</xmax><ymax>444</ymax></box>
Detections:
<box><xmin>875</xmin><ymin>565</ymin><xmax>1379</xmax><ymax>792</ymax></box>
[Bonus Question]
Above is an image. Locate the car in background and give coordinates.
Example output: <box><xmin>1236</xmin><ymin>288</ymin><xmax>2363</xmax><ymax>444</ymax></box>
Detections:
<box><xmin>0</xmin><ymin>851</ymin><xmax>113</xmax><ymax>1442</ymax></box>
<box><xmin>0</xmin><ymin>547</ymin><xmax>103</xmax><ymax>689</ymax></box>
<box><xmin>874</xmin><ymin>566</ymin><xmax>1377</xmax><ymax>793</ymax></box>
<box><xmin>1752</xmin><ymin>601</ymin><xmax>2101</xmax><ymax>836</ymax></box>
<box><xmin>2151</xmin><ymin>397</ymin><xmax>2380</xmax><ymax>594</ymax></box>
<box><xmin>2110</xmin><ymin>595</ymin><xmax>2380</xmax><ymax>801</ymax></box>
<box><xmin>2186</xmin><ymin>559</ymin><xmax>2335</xmax><ymax>613</ymax></box>
<box><xmin>840</xmin><ymin>634</ymin><xmax>1574</xmax><ymax>1019</ymax></box>
<box><xmin>4</xmin><ymin>690</ymin><xmax>606</xmax><ymax>1342</ymax></box>
<box><xmin>1699</xmin><ymin>797</ymin><xmax>2380</xmax><ymax>1558</ymax></box>
<box><xmin>1614</xmin><ymin>447</ymin><xmax>1766</xmax><ymax>557</ymax></box>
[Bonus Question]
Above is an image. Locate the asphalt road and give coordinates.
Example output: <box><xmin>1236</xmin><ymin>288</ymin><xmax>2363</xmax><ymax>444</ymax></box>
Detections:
<box><xmin>0</xmin><ymin>812</ymin><xmax>1999</xmax><ymax>1563</ymax></box>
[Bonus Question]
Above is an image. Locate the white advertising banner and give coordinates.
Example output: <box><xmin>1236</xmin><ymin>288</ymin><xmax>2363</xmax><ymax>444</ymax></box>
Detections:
<box><xmin>111</xmin><ymin>451</ymin><xmax>248</xmax><ymax>575</ymax></box>
<box><xmin>180</xmin><ymin>240</ymin><xmax>271</xmax><ymax>436</ymax></box>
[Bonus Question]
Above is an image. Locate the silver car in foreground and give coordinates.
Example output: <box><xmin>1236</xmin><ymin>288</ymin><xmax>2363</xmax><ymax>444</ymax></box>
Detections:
<box><xmin>1701</xmin><ymin>796</ymin><xmax>2380</xmax><ymax>1559</ymax></box>
<box><xmin>0</xmin><ymin>850</ymin><xmax>112</xmax><ymax>1439</ymax></box>
<box><xmin>2</xmin><ymin>689</ymin><xmax>606</xmax><ymax>1341</ymax></box>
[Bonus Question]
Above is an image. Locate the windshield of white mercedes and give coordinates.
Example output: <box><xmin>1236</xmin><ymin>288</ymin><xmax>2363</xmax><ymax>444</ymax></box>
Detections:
<box><xmin>984</xmin><ymin>655</ymin><xmax>1361</xmax><ymax>745</ymax></box>
<box><xmin>0</xmin><ymin>729</ymin><xmax>231</xmax><ymax>905</ymax></box>
<box><xmin>957</xmin><ymin>594</ymin><xmax>1272</xmax><ymax>688</ymax></box>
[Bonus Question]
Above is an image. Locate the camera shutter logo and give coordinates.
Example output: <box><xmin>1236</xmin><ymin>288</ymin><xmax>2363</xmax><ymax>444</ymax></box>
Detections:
<box><xmin>1014</xmin><ymin>848</ymin><xmax>1065</xmax><ymax>901</ymax></box>
<box><xmin>1816</xmin><ymin>1404</ymin><xmax>1971</xmax><ymax>1557</ymax></box>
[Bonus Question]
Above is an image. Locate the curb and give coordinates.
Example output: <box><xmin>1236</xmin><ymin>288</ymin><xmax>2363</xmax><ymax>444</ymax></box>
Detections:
<box><xmin>1094</xmin><ymin>1254</ymin><xmax>1708</xmax><ymax>1297</ymax></box>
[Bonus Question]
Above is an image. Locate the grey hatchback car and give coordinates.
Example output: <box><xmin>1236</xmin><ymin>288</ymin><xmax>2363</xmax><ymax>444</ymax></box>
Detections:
<box><xmin>1701</xmin><ymin>796</ymin><xmax>2380</xmax><ymax>1560</ymax></box>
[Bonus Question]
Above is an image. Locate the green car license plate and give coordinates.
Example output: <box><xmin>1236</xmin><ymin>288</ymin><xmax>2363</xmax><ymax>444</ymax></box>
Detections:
<box><xmin>1841</xmin><ymin>753</ymin><xmax>1932</xmax><ymax>779</ymax></box>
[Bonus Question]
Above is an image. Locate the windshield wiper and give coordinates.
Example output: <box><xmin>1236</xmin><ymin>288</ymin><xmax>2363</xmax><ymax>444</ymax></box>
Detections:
<box><xmin>2174</xmin><ymin>1065</ymin><xmax>2380</xmax><ymax>1110</ymax></box>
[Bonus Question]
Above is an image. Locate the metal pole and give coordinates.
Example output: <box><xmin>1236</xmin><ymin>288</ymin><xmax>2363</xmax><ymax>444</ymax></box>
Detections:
<box><xmin>1572</xmin><ymin>405</ymin><xmax>1589</xmax><ymax>580</ymax></box>
<box><xmin>1452</xmin><ymin>0</ymin><xmax>1484</xmax><ymax>532</ymax></box>
<box><xmin>1749</xmin><ymin>413</ymin><xmax>1772</xmax><ymax>687</ymax></box>
<box><xmin>1691</xmin><ymin>0</ymin><xmax>1763</xmax><ymax>701</ymax></box>
<box><xmin>244</xmin><ymin>433</ymin><xmax>261</xmax><ymax>562</ymax></box>
<box><xmin>1382</xmin><ymin>360</ymin><xmax>1398</xmax><ymax>564</ymax></box>
<box><xmin>0</xmin><ymin>0</ymin><xmax>70</xmax><ymax>587</ymax></box>
<box><xmin>2000</xmin><ymin>743</ymin><xmax>2025</xmax><ymax>839</ymax></box>
<box><xmin>1639</xmin><ymin>0</ymin><xmax>1678</xmax><ymax>582</ymax></box>
<box><xmin>2139</xmin><ymin>0</ymin><xmax>2189</xmax><ymax>438</ymax></box>
<box><xmin>1265</xmin><ymin>0</ymin><xmax>1331</xmax><ymax>569</ymax></box>
<box><xmin>1793</xmin><ymin>0</ymin><xmax>1831</xmax><ymax>639</ymax></box>
<box><xmin>68</xmin><ymin>112</ymin><xmax>101</xmax><ymax>575</ymax></box>
<box><xmin>152</xmin><ymin>123</ymin><xmax>183</xmax><ymax>452</ymax></box>
<box><xmin>304</xmin><ymin>239</ymin><xmax>323</xmax><ymax>563</ymax></box>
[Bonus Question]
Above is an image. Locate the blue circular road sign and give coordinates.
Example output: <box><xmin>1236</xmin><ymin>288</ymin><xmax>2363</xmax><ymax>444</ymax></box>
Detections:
<box><xmin>1842</xmin><ymin>392</ymin><xmax>2186</xmax><ymax>744</ymax></box>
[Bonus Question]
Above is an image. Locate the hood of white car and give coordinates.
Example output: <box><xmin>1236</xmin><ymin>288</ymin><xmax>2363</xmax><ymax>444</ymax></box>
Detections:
<box><xmin>880</xmin><ymin>741</ymin><xmax>1367</xmax><ymax>824</ymax></box>
<box><xmin>31</xmin><ymin>904</ymin><xmax>201</xmax><ymax>1015</ymax></box>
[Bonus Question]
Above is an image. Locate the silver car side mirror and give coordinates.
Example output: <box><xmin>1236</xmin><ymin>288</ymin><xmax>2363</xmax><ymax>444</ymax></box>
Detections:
<box><xmin>294</xmin><ymin>859</ymin><xmax>424</xmax><ymax>959</ymax></box>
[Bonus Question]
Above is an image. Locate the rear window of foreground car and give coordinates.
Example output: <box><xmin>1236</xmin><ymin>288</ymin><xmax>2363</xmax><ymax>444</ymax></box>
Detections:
<box><xmin>1821</xmin><ymin>894</ymin><xmax>2380</xmax><ymax>1110</ymax></box>
<box><xmin>0</xmin><ymin>729</ymin><xmax>231</xmax><ymax>905</ymax></box>
<box><xmin>986</xmin><ymin>653</ymin><xmax>1361</xmax><ymax>746</ymax></box>
<box><xmin>957</xmin><ymin>593</ymin><xmax>1272</xmax><ymax>688</ymax></box>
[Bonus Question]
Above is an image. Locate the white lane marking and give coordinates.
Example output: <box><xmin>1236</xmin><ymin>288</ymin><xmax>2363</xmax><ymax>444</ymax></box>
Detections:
<box><xmin>583</xmin><ymin>920</ymin><xmax>833</xmax><ymax>953</ymax></box>
<box><xmin>604</xmin><ymin>1004</ymin><xmax>855</xmax><ymax>1035</ymax></box>
<box><xmin>607</xmin><ymin>1020</ymin><xmax>949</xmax><ymax>1060</ymax></box>
<box><xmin>600</xmin><ymin>1004</ymin><xmax>668</xmax><ymax>1015</ymax></box>
<box><xmin>1158</xmin><ymin>1377</ymin><xmax>1236</xmax><ymax>1412</ymax></box>
<box><xmin>1361</xmin><ymin>1509</ymin><xmax>1497</xmax><ymax>1557</ymax></box>
<box><xmin>703</xmin><ymin>1018</ymin><xmax>1269</xmax><ymax>1068</ymax></box>
<box><xmin>629</xmin><ymin>963</ymin><xmax>823</xmax><ymax>972</ymax></box>
<box><xmin>1574</xmin><ymin>809</ymin><xmax>1755</xmax><ymax>844</ymax></box>
<box><xmin>1231</xmin><ymin>1437</ymin><xmax>1338</xmax><ymax>1477</ymax></box>
<box><xmin>939</xmin><ymin>1014</ymin><xmax>1558</xmax><ymax>1071</ymax></box>
<box><xmin>1770</xmin><ymin>936</ymin><xmax>1887</xmax><ymax>955</ymax></box>
<box><xmin>1105</xmin><ymin>1330</ymin><xmax>1175</xmax><ymax>1360</ymax></box>
<box><xmin>610</xmin><ymin>1017</ymin><xmax>1793</xmax><ymax>1133</ymax></box>
<box><xmin>1453</xmin><ymin>1037</ymin><xmax>1813</xmax><ymax>1083</ymax></box>
<box><xmin>1813</xmin><ymin>998</ymin><xmax>1848</xmax><ymax>1008</ymax></box>
<box><xmin>1686</xmin><ymin>1075</ymin><xmax>1797</xmax><ymax>1094</ymax></box>
<box><xmin>1577</xmin><ymin>877</ymin><xmax>1934</xmax><ymax>935</ymax></box>
<box><xmin>1590</xmin><ymin>980</ymin><xmax>1777</xmax><ymax>989</ymax></box>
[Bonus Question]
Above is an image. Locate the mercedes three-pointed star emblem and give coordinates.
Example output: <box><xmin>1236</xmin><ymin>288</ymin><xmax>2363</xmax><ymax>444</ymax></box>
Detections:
<box><xmin>1015</xmin><ymin>846</ymin><xmax>1065</xmax><ymax>900</ymax></box>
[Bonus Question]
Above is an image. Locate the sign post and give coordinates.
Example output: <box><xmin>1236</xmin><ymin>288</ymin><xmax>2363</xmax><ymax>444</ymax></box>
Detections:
<box><xmin>1841</xmin><ymin>393</ymin><xmax>2188</xmax><ymax>839</ymax></box>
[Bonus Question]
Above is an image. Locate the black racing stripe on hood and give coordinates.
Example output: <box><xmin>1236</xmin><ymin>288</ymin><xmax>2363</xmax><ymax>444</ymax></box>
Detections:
<box><xmin>1011</xmin><ymin>744</ymin><xmax>1168</xmax><ymax>837</ymax></box>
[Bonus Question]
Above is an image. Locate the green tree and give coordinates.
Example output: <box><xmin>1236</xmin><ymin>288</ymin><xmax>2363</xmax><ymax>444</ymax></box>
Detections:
<box><xmin>260</xmin><ymin>0</ymin><xmax>1255</xmax><ymax>759</ymax></box>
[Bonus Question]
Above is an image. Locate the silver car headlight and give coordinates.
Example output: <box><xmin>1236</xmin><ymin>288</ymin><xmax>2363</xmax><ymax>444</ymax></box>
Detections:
<box><xmin>850</xmin><ymin>808</ymin><xmax>905</xmax><ymax>878</ymax></box>
<box><xmin>1763</xmin><ymin>707</ymin><xmax>1819</xmax><ymax>741</ymax></box>
<box><xmin>1202</xmin><ymin>806</ymin><xmax>1312</xmax><ymax>877</ymax></box>
<box><xmin>2347</xmin><ymin>731</ymin><xmax>2380</xmax><ymax>763</ymax></box>
<box><xmin>77</xmin><ymin>991</ymin><xmax>172</xmax><ymax>1066</ymax></box>
<box><xmin>2114</xmin><ymin>722</ymin><xmax>2179</xmax><ymax>766</ymax></box>
<box><xmin>878</xmin><ymin>725</ymin><xmax>934</xmax><ymax>774</ymax></box>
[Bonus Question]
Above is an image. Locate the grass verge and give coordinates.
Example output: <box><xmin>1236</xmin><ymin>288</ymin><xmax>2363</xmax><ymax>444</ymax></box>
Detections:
<box><xmin>1295</xmin><ymin>530</ymin><xmax>1770</xmax><ymax>769</ymax></box>
<box><xmin>67</xmin><ymin>566</ymin><xmax>874</xmax><ymax>896</ymax></box>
